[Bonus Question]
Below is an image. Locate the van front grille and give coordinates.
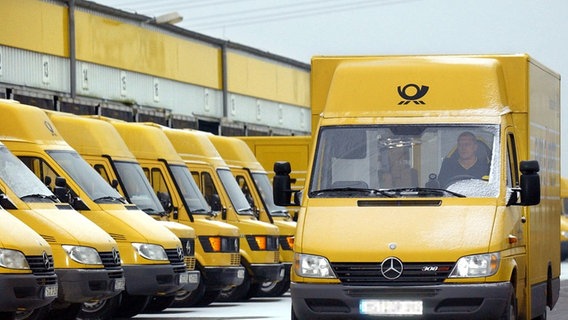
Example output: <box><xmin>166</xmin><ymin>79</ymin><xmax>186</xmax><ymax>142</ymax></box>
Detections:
<box><xmin>26</xmin><ymin>254</ymin><xmax>55</xmax><ymax>275</ymax></box>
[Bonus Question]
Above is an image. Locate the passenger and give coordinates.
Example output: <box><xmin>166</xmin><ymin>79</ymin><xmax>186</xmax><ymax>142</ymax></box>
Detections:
<box><xmin>437</xmin><ymin>131</ymin><xmax>490</xmax><ymax>187</ymax></box>
<box><xmin>380</xmin><ymin>147</ymin><xmax>418</xmax><ymax>188</ymax></box>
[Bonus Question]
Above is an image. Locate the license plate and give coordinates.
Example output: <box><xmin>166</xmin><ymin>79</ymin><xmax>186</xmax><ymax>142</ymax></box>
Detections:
<box><xmin>114</xmin><ymin>278</ymin><xmax>126</xmax><ymax>291</ymax></box>
<box><xmin>188</xmin><ymin>273</ymin><xmax>199</xmax><ymax>284</ymax></box>
<box><xmin>179</xmin><ymin>273</ymin><xmax>189</xmax><ymax>284</ymax></box>
<box><xmin>360</xmin><ymin>299</ymin><xmax>423</xmax><ymax>316</ymax></box>
<box><xmin>44</xmin><ymin>284</ymin><xmax>58</xmax><ymax>298</ymax></box>
<box><xmin>237</xmin><ymin>269</ymin><xmax>245</xmax><ymax>279</ymax></box>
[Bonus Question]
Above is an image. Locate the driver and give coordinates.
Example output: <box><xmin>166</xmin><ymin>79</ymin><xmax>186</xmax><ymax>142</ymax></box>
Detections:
<box><xmin>437</xmin><ymin>131</ymin><xmax>489</xmax><ymax>187</ymax></box>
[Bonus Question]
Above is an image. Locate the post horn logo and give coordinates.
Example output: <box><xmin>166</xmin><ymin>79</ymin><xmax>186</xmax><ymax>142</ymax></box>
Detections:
<box><xmin>397</xmin><ymin>84</ymin><xmax>429</xmax><ymax>105</ymax></box>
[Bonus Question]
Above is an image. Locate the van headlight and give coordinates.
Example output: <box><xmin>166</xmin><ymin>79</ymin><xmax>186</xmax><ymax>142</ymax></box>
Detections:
<box><xmin>294</xmin><ymin>253</ymin><xmax>336</xmax><ymax>278</ymax></box>
<box><xmin>132</xmin><ymin>243</ymin><xmax>168</xmax><ymax>261</ymax></box>
<box><xmin>62</xmin><ymin>245</ymin><xmax>102</xmax><ymax>265</ymax></box>
<box><xmin>449</xmin><ymin>252</ymin><xmax>500</xmax><ymax>278</ymax></box>
<box><xmin>0</xmin><ymin>248</ymin><xmax>30</xmax><ymax>269</ymax></box>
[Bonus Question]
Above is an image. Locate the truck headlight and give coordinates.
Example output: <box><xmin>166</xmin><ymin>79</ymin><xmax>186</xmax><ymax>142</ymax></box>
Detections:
<box><xmin>449</xmin><ymin>253</ymin><xmax>500</xmax><ymax>278</ymax></box>
<box><xmin>132</xmin><ymin>243</ymin><xmax>168</xmax><ymax>261</ymax></box>
<box><xmin>0</xmin><ymin>248</ymin><xmax>30</xmax><ymax>269</ymax></box>
<box><xmin>294</xmin><ymin>253</ymin><xmax>336</xmax><ymax>278</ymax></box>
<box><xmin>62</xmin><ymin>245</ymin><xmax>102</xmax><ymax>265</ymax></box>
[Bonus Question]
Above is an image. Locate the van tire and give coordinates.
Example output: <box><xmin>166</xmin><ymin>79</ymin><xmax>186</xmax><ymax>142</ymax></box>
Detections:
<box><xmin>143</xmin><ymin>295</ymin><xmax>175</xmax><ymax>313</ymax></box>
<box><xmin>14</xmin><ymin>305</ymin><xmax>50</xmax><ymax>320</ymax></box>
<box><xmin>173</xmin><ymin>279</ymin><xmax>220</xmax><ymax>307</ymax></box>
<box><xmin>500</xmin><ymin>289</ymin><xmax>517</xmax><ymax>320</ymax></box>
<box><xmin>47</xmin><ymin>303</ymin><xmax>81</xmax><ymax>320</ymax></box>
<box><xmin>77</xmin><ymin>295</ymin><xmax>121</xmax><ymax>320</ymax></box>
<box><xmin>113</xmin><ymin>293</ymin><xmax>150</xmax><ymax>318</ymax></box>
<box><xmin>217</xmin><ymin>268</ymin><xmax>251</xmax><ymax>302</ymax></box>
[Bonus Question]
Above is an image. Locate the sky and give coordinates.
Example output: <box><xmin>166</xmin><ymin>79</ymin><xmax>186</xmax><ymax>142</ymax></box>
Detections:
<box><xmin>94</xmin><ymin>0</ymin><xmax>568</xmax><ymax>173</ymax></box>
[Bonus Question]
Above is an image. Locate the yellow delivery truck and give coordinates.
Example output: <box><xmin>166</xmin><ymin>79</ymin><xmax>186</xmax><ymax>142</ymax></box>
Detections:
<box><xmin>0</xmin><ymin>207</ymin><xmax>57</xmax><ymax>318</ymax></box>
<box><xmin>45</xmin><ymin>111</ymin><xmax>200</xmax><ymax>313</ymax></box>
<box><xmin>0</xmin><ymin>100</ymin><xmax>188</xmax><ymax>318</ymax></box>
<box><xmin>126</xmin><ymin>124</ymin><xmax>283</xmax><ymax>302</ymax></box>
<box><xmin>102</xmin><ymin>119</ymin><xmax>245</xmax><ymax>307</ymax></box>
<box><xmin>208</xmin><ymin>134</ymin><xmax>295</xmax><ymax>297</ymax></box>
<box><xmin>0</xmin><ymin>137</ymin><xmax>124</xmax><ymax>320</ymax></box>
<box><xmin>274</xmin><ymin>54</ymin><xmax>560</xmax><ymax>319</ymax></box>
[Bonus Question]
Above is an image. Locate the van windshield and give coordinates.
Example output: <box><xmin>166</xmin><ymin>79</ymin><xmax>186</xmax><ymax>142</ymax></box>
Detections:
<box><xmin>0</xmin><ymin>146</ymin><xmax>55</xmax><ymax>202</ymax></box>
<box><xmin>47</xmin><ymin>150</ymin><xmax>124</xmax><ymax>203</ymax></box>
<box><xmin>309</xmin><ymin>124</ymin><xmax>500</xmax><ymax>198</ymax></box>
<box><xmin>251</xmin><ymin>172</ymin><xmax>288</xmax><ymax>216</ymax></box>
<box><xmin>114</xmin><ymin>161</ymin><xmax>164</xmax><ymax>214</ymax></box>
<box><xmin>168</xmin><ymin>165</ymin><xmax>211</xmax><ymax>214</ymax></box>
<box><xmin>217</xmin><ymin>169</ymin><xmax>253</xmax><ymax>215</ymax></box>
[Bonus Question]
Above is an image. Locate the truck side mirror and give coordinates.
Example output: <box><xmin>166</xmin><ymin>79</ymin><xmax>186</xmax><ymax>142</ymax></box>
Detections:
<box><xmin>519</xmin><ymin>160</ymin><xmax>540</xmax><ymax>206</ymax></box>
<box><xmin>273</xmin><ymin>161</ymin><xmax>299</xmax><ymax>206</ymax></box>
<box><xmin>54</xmin><ymin>176</ymin><xmax>70</xmax><ymax>203</ymax></box>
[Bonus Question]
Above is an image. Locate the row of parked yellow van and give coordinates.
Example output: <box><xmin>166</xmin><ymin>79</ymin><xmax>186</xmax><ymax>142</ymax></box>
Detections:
<box><xmin>0</xmin><ymin>99</ymin><xmax>294</xmax><ymax>320</ymax></box>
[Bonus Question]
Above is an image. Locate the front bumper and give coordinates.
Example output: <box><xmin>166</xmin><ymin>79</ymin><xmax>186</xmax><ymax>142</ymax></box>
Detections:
<box><xmin>291</xmin><ymin>282</ymin><xmax>512</xmax><ymax>320</ymax></box>
<box><xmin>57</xmin><ymin>268</ymin><xmax>124</xmax><ymax>303</ymax></box>
<box><xmin>180</xmin><ymin>270</ymin><xmax>200</xmax><ymax>292</ymax></box>
<box><xmin>122</xmin><ymin>264</ymin><xmax>187</xmax><ymax>296</ymax></box>
<box><xmin>250</xmin><ymin>263</ymin><xmax>285</xmax><ymax>283</ymax></box>
<box><xmin>0</xmin><ymin>273</ymin><xmax>58</xmax><ymax>312</ymax></box>
<box><xmin>202</xmin><ymin>266</ymin><xmax>245</xmax><ymax>290</ymax></box>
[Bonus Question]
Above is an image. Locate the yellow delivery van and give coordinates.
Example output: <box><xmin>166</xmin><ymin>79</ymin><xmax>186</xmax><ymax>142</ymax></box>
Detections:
<box><xmin>0</xmin><ymin>136</ymin><xmax>123</xmax><ymax>320</ymax></box>
<box><xmin>102</xmin><ymin>119</ymin><xmax>245</xmax><ymax>307</ymax></box>
<box><xmin>0</xmin><ymin>100</ymin><xmax>188</xmax><ymax>318</ymax></box>
<box><xmin>0</xmin><ymin>207</ymin><xmax>57</xmax><ymax>317</ymax></box>
<box><xmin>208</xmin><ymin>134</ymin><xmax>295</xmax><ymax>297</ymax></box>
<box><xmin>45</xmin><ymin>111</ymin><xmax>200</xmax><ymax>313</ymax></box>
<box><xmin>159</xmin><ymin>127</ymin><xmax>284</xmax><ymax>302</ymax></box>
<box><xmin>274</xmin><ymin>55</ymin><xmax>560</xmax><ymax>319</ymax></box>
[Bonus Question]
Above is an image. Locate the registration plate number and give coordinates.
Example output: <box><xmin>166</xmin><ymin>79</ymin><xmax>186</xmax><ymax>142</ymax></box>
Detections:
<box><xmin>179</xmin><ymin>273</ymin><xmax>189</xmax><ymax>284</ymax></box>
<box><xmin>44</xmin><ymin>284</ymin><xmax>58</xmax><ymax>298</ymax></box>
<box><xmin>114</xmin><ymin>278</ymin><xmax>126</xmax><ymax>291</ymax></box>
<box><xmin>237</xmin><ymin>269</ymin><xmax>245</xmax><ymax>279</ymax></box>
<box><xmin>360</xmin><ymin>299</ymin><xmax>423</xmax><ymax>316</ymax></box>
<box><xmin>188</xmin><ymin>273</ymin><xmax>199</xmax><ymax>284</ymax></box>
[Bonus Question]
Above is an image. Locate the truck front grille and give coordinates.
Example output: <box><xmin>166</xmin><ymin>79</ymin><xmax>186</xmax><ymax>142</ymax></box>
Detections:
<box><xmin>331</xmin><ymin>262</ymin><xmax>455</xmax><ymax>286</ymax></box>
<box><xmin>165</xmin><ymin>248</ymin><xmax>185</xmax><ymax>265</ymax></box>
<box><xmin>99</xmin><ymin>251</ymin><xmax>122</xmax><ymax>269</ymax></box>
<box><xmin>26</xmin><ymin>254</ymin><xmax>55</xmax><ymax>275</ymax></box>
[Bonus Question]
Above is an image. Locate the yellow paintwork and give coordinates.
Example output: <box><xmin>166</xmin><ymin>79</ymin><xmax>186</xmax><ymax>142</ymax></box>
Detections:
<box><xmin>297</xmin><ymin>54</ymin><xmax>560</xmax><ymax>319</ymax></box>
<box><xmin>45</xmin><ymin>111</ymin><xmax>197</xmax><ymax>269</ymax></box>
<box><xmin>0</xmin><ymin>100</ymin><xmax>182</xmax><ymax>267</ymax></box>
<box><xmin>157</xmin><ymin>127</ymin><xmax>280</xmax><ymax>265</ymax></box>
<box><xmin>208</xmin><ymin>135</ymin><xmax>296</xmax><ymax>264</ymax></box>
<box><xmin>0</xmin><ymin>0</ymin><xmax>68</xmax><ymax>57</ymax></box>
<box><xmin>99</xmin><ymin>119</ymin><xmax>242</xmax><ymax>269</ymax></box>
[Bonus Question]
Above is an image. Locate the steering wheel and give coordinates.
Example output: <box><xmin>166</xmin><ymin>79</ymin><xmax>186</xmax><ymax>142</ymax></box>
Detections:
<box><xmin>443</xmin><ymin>174</ymin><xmax>477</xmax><ymax>188</ymax></box>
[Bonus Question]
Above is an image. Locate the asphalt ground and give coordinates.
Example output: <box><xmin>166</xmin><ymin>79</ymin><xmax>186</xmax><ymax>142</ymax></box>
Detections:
<box><xmin>549</xmin><ymin>280</ymin><xmax>568</xmax><ymax>320</ymax></box>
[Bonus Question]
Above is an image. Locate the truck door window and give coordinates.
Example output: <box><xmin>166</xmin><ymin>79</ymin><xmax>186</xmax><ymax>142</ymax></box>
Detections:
<box><xmin>150</xmin><ymin>168</ymin><xmax>172</xmax><ymax>212</ymax></box>
<box><xmin>201</xmin><ymin>172</ymin><xmax>221</xmax><ymax>211</ymax></box>
<box><xmin>236</xmin><ymin>175</ymin><xmax>255</xmax><ymax>208</ymax></box>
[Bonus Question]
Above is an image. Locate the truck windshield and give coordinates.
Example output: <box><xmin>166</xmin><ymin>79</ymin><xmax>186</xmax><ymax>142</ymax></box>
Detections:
<box><xmin>217</xmin><ymin>169</ymin><xmax>253</xmax><ymax>215</ymax></box>
<box><xmin>0</xmin><ymin>146</ymin><xmax>55</xmax><ymax>202</ymax></box>
<box><xmin>309</xmin><ymin>124</ymin><xmax>500</xmax><ymax>198</ymax></box>
<box><xmin>114</xmin><ymin>161</ymin><xmax>164</xmax><ymax>215</ymax></box>
<box><xmin>46</xmin><ymin>150</ymin><xmax>125</xmax><ymax>203</ymax></box>
<box><xmin>168</xmin><ymin>165</ymin><xmax>211</xmax><ymax>214</ymax></box>
<box><xmin>251</xmin><ymin>172</ymin><xmax>288</xmax><ymax>216</ymax></box>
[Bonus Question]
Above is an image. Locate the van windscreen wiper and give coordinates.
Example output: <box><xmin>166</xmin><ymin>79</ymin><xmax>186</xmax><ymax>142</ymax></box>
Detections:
<box><xmin>309</xmin><ymin>188</ymin><xmax>395</xmax><ymax>198</ymax></box>
<box><xmin>380</xmin><ymin>187</ymin><xmax>466</xmax><ymax>198</ymax></box>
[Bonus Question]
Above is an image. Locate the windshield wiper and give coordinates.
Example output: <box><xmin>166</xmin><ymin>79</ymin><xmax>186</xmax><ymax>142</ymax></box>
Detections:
<box><xmin>20</xmin><ymin>193</ymin><xmax>58</xmax><ymax>202</ymax></box>
<box><xmin>309</xmin><ymin>187</ymin><xmax>395</xmax><ymax>198</ymax></box>
<box><xmin>93</xmin><ymin>196</ymin><xmax>127</xmax><ymax>204</ymax></box>
<box><xmin>380</xmin><ymin>187</ymin><xmax>466</xmax><ymax>198</ymax></box>
<box><xmin>191</xmin><ymin>208</ymin><xmax>210</xmax><ymax>214</ymax></box>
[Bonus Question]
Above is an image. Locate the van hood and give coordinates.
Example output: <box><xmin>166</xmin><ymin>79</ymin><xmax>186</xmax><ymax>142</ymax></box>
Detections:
<box><xmin>88</xmin><ymin>205</ymin><xmax>181</xmax><ymax>248</ymax></box>
<box><xmin>0</xmin><ymin>210</ymin><xmax>52</xmax><ymax>254</ymax></box>
<box><xmin>299</xmin><ymin>201</ymin><xmax>497</xmax><ymax>262</ymax></box>
<box><xmin>14</xmin><ymin>208</ymin><xmax>116</xmax><ymax>251</ymax></box>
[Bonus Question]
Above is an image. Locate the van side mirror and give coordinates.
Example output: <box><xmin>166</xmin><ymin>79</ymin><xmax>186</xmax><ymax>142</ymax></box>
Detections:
<box><xmin>111</xmin><ymin>179</ymin><xmax>119</xmax><ymax>189</ymax></box>
<box><xmin>519</xmin><ymin>160</ymin><xmax>540</xmax><ymax>206</ymax></box>
<box><xmin>54</xmin><ymin>176</ymin><xmax>70</xmax><ymax>203</ymax></box>
<box><xmin>273</xmin><ymin>161</ymin><xmax>299</xmax><ymax>206</ymax></box>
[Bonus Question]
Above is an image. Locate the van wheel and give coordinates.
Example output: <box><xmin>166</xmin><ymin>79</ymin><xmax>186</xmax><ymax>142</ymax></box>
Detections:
<box><xmin>14</xmin><ymin>305</ymin><xmax>50</xmax><ymax>320</ymax></box>
<box><xmin>77</xmin><ymin>295</ymin><xmax>121</xmax><ymax>320</ymax></box>
<box><xmin>500</xmin><ymin>289</ymin><xmax>517</xmax><ymax>320</ymax></box>
<box><xmin>113</xmin><ymin>293</ymin><xmax>150</xmax><ymax>318</ymax></box>
<box><xmin>256</xmin><ymin>272</ymin><xmax>290</xmax><ymax>297</ymax></box>
<box><xmin>47</xmin><ymin>303</ymin><xmax>81</xmax><ymax>320</ymax></box>
<box><xmin>143</xmin><ymin>295</ymin><xmax>175</xmax><ymax>313</ymax></box>
<box><xmin>172</xmin><ymin>279</ymin><xmax>220</xmax><ymax>307</ymax></box>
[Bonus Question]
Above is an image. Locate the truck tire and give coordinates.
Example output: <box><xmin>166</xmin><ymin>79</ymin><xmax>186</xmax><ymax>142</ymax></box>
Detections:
<box><xmin>77</xmin><ymin>295</ymin><xmax>121</xmax><ymax>320</ymax></box>
<box><xmin>500</xmin><ymin>290</ymin><xmax>517</xmax><ymax>320</ymax></box>
<box><xmin>217</xmin><ymin>268</ymin><xmax>251</xmax><ymax>302</ymax></box>
<box><xmin>14</xmin><ymin>305</ymin><xmax>49</xmax><ymax>320</ymax></box>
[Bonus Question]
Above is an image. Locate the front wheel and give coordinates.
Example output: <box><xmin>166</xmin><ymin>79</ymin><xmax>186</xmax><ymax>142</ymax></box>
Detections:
<box><xmin>500</xmin><ymin>289</ymin><xmax>517</xmax><ymax>320</ymax></box>
<box><xmin>217</xmin><ymin>268</ymin><xmax>251</xmax><ymax>302</ymax></box>
<box><xmin>14</xmin><ymin>305</ymin><xmax>50</xmax><ymax>320</ymax></box>
<box><xmin>77</xmin><ymin>295</ymin><xmax>121</xmax><ymax>320</ymax></box>
<box><xmin>143</xmin><ymin>295</ymin><xmax>175</xmax><ymax>313</ymax></box>
<box><xmin>113</xmin><ymin>293</ymin><xmax>150</xmax><ymax>318</ymax></box>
